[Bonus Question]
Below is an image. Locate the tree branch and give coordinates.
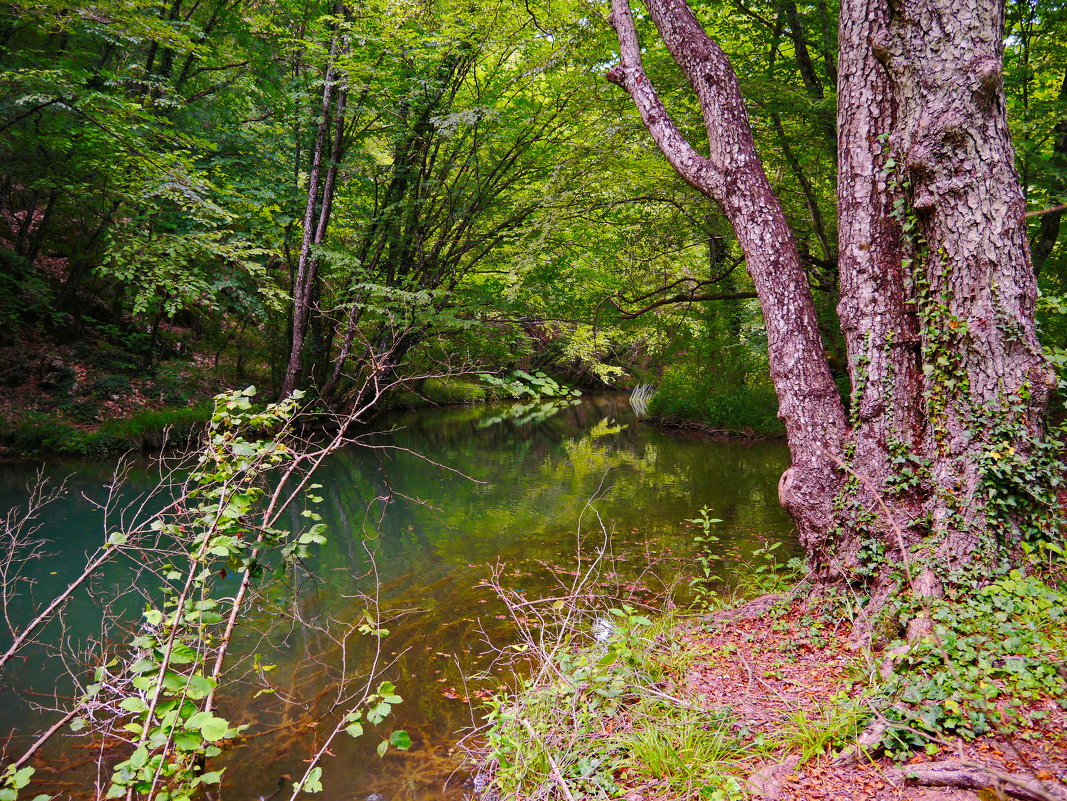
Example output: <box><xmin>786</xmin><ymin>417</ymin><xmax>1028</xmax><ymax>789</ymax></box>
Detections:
<box><xmin>606</xmin><ymin>0</ymin><xmax>721</xmax><ymax>195</ymax></box>
<box><xmin>611</xmin><ymin>288</ymin><xmax>757</xmax><ymax>318</ymax></box>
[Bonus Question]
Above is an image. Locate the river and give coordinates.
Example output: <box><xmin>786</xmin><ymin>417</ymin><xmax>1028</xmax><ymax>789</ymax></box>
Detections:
<box><xmin>0</xmin><ymin>394</ymin><xmax>794</xmax><ymax>800</ymax></box>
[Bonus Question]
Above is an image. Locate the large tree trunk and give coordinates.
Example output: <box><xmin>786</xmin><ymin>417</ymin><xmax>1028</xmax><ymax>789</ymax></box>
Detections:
<box><xmin>877</xmin><ymin>0</ymin><xmax>1055</xmax><ymax>567</ymax></box>
<box><xmin>610</xmin><ymin>0</ymin><xmax>1055</xmax><ymax>605</ymax></box>
<box><xmin>832</xmin><ymin>0</ymin><xmax>927</xmax><ymax>592</ymax></box>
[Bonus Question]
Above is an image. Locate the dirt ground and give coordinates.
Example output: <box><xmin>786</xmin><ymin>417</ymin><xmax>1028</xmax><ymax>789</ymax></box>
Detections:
<box><xmin>682</xmin><ymin>596</ymin><xmax>1067</xmax><ymax>801</ymax></box>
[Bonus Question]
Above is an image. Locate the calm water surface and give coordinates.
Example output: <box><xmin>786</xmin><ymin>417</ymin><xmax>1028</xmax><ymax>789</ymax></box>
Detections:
<box><xmin>0</xmin><ymin>395</ymin><xmax>794</xmax><ymax>799</ymax></box>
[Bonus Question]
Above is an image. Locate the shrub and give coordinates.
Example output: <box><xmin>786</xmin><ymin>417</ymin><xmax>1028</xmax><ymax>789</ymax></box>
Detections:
<box><xmin>92</xmin><ymin>374</ymin><xmax>133</xmax><ymax>398</ymax></box>
<box><xmin>649</xmin><ymin>366</ymin><xmax>784</xmax><ymax>436</ymax></box>
<box><xmin>60</xmin><ymin>398</ymin><xmax>101</xmax><ymax>423</ymax></box>
<box><xmin>5</xmin><ymin>412</ymin><xmax>93</xmax><ymax>455</ymax></box>
<box><xmin>2</xmin><ymin>404</ymin><xmax>212</xmax><ymax>456</ymax></box>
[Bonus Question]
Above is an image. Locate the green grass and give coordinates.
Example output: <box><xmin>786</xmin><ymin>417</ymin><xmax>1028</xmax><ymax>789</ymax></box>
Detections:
<box><xmin>479</xmin><ymin>607</ymin><xmax>759</xmax><ymax>801</ymax></box>
<box><xmin>420</xmin><ymin>376</ymin><xmax>491</xmax><ymax>404</ymax></box>
<box><xmin>2</xmin><ymin>403</ymin><xmax>212</xmax><ymax>456</ymax></box>
<box><xmin>648</xmin><ymin>384</ymin><xmax>785</xmax><ymax>436</ymax></box>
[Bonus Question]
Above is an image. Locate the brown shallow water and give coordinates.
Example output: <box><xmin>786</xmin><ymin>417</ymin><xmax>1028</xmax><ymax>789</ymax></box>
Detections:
<box><xmin>0</xmin><ymin>394</ymin><xmax>795</xmax><ymax>799</ymax></box>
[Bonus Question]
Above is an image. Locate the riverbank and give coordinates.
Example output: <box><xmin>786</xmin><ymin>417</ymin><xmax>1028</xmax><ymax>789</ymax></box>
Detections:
<box><xmin>644</xmin><ymin>379</ymin><xmax>786</xmax><ymax>439</ymax></box>
<box><xmin>473</xmin><ymin>578</ymin><xmax>1067</xmax><ymax>801</ymax></box>
<box><xmin>0</xmin><ymin>348</ymin><xmax>511</xmax><ymax>458</ymax></box>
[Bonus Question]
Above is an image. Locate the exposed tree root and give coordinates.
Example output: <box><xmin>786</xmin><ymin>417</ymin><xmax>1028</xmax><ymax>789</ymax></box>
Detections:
<box><xmin>886</xmin><ymin>760</ymin><xmax>1067</xmax><ymax>801</ymax></box>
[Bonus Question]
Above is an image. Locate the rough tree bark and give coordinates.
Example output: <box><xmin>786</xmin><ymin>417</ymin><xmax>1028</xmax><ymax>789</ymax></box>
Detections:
<box><xmin>878</xmin><ymin>0</ymin><xmax>1055</xmax><ymax>569</ymax></box>
<box><xmin>610</xmin><ymin>0</ymin><xmax>1055</xmax><ymax>602</ymax></box>
<box><xmin>607</xmin><ymin>0</ymin><xmax>848</xmax><ymax>551</ymax></box>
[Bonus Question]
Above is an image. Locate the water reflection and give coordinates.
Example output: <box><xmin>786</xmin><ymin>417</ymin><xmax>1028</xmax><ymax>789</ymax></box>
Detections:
<box><xmin>0</xmin><ymin>394</ymin><xmax>794</xmax><ymax>800</ymax></box>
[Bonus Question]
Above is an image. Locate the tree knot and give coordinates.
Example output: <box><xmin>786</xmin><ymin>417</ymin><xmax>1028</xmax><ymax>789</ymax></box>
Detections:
<box><xmin>606</xmin><ymin>64</ymin><xmax>627</xmax><ymax>88</ymax></box>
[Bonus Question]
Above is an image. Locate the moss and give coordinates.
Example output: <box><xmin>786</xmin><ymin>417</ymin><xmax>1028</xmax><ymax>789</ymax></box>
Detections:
<box><xmin>1</xmin><ymin>403</ymin><xmax>212</xmax><ymax>456</ymax></box>
<box><xmin>420</xmin><ymin>377</ymin><xmax>490</xmax><ymax>404</ymax></box>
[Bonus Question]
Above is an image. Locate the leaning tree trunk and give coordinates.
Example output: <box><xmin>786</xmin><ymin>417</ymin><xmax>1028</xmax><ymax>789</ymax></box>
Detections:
<box><xmin>610</xmin><ymin>0</ymin><xmax>1056</xmax><ymax>606</ymax></box>
<box><xmin>607</xmin><ymin>0</ymin><xmax>848</xmax><ymax>549</ymax></box>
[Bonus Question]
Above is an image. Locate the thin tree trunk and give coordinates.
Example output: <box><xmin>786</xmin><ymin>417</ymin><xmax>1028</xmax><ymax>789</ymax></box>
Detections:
<box><xmin>281</xmin><ymin>13</ymin><xmax>344</xmax><ymax>398</ymax></box>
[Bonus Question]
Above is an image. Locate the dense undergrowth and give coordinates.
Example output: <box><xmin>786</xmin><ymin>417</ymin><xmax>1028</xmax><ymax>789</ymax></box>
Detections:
<box><xmin>473</xmin><ymin>520</ymin><xmax>1067</xmax><ymax>801</ymax></box>
<box><xmin>1</xmin><ymin>403</ymin><xmax>212</xmax><ymax>456</ymax></box>
<box><xmin>647</xmin><ymin>369</ymin><xmax>784</xmax><ymax>437</ymax></box>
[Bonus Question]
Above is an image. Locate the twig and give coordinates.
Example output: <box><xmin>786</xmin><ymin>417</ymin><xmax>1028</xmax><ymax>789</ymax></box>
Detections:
<box><xmin>521</xmin><ymin>718</ymin><xmax>577</xmax><ymax>801</ymax></box>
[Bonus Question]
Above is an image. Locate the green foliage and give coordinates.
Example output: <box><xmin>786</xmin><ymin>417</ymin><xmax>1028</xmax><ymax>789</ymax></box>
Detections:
<box><xmin>91</xmin><ymin>374</ymin><xmax>134</xmax><ymax>399</ymax></box>
<box><xmin>975</xmin><ymin>387</ymin><xmax>1067</xmax><ymax>560</ymax></box>
<box><xmin>880</xmin><ymin>572</ymin><xmax>1067</xmax><ymax>754</ymax></box>
<box><xmin>775</xmin><ymin>697</ymin><xmax>869</xmax><ymax>763</ymax></box>
<box><xmin>98</xmin><ymin>387</ymin><xmax>305</xmax><ymax>800</ymax></box>
<box><xmin>1</xmin><ymin>404</ymin><xmax>211</xmax><ymax>456</ymax></box>
<box><xmin>420</xmin><ymin>377</ymin><xmax>491</xmax><ymax>405</ymax></box>
<box><xmin>483</xmin><ymin>606</ymin><xmax>753</xmax><ymax>801</ymax></box>
<box><xmin>0</xmin><ymin>765</ymin><xmax>47</xmax><ymax>801</ymax></box>
<box><xmin>686</xmin><ymin>506</ymin><xmax>725</xmax><ymax>611</ymax></box>
<box><xmin>479</xmin><ymin>370</ymin><xmax>581</xmax><ymax>401</ymax></box>
<box><xmin>649</xmin><ymin>366</ymin><xmax>784</xmax><ymax>436</ymax></box>
<box><xmin>686</xmin><ymin>506</ymin><xmax>803</xmax><ymax>609</ymax></box>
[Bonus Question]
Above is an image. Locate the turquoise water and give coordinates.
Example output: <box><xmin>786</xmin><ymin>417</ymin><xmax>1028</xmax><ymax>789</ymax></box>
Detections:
<box><xmin>0</xmin><ymin>394</ymin><xmax>794</xmax><ymax>799</ymax></box>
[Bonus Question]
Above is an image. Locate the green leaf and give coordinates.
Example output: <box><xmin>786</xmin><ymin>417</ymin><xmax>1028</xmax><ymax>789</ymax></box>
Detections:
<box><xmin>167</xmin><ymin>643</ymin><xmax>197</xmax><ymax>664</ymax></box>
<box><xmin>173</xmin><ymin>731</ymin><xmax>202</xmax><ymax>751</ymax></box>
<box><xmin>184</xmin><ymin>674</ymin><xmax>216</xmax><ymax>700</ymax></box>
<box><xmin>389</xmin><ymin>730</ymin><xmax>412</xmax><ymax>750</ymax></box>
<box><xmin>119</xmin><ymin>697</ymin><xmax>148</xmax><ymax>714</ymax></box>
<box><xmin>297</xmin><ymin>767</ymin><xmax>323</xmax><ymax>793</ymax></box>
<box><xmin>128</xmin><ymin>746</ymin><xmax>150</xmax><ymax>769</ymax></box>
<box><xmin>377</xmin><ymin>740</ymin><xmax>389</xmax><ymax>757</ymax></box>
<box><xmin>143</xmin><ymin>609</ymin><xmax>163</xmax><ymax>626</ymax></box>
<box><xmin>198</xmin><ymin>715</ymin><xmax>231</xmax><ymax>742</ymax></box>
<box><xmin>198</xmin><ymin>771</ymin><xmax>223</xmax><ymax>785</ymax></box>
<box><xmin>107</xmin><ymin>531</ymin><xmax>127</xmax><ymax>546</ymax></box>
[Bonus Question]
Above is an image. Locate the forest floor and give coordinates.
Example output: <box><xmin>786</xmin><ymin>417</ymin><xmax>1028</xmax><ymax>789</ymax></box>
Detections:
<box><xmin>664</xmin><ymin>597</ymin><xmax>1067</xmax><ymax>801</ymax></box>
<box><xmin>0</xmin><ymin>327</ymin><xmax>225</xmax><ymax>457</ymax></box>
<box><xmin>474</xmin><ymin>551</ymin><xmax>1067</xmax><ymax>801</ymax></box>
